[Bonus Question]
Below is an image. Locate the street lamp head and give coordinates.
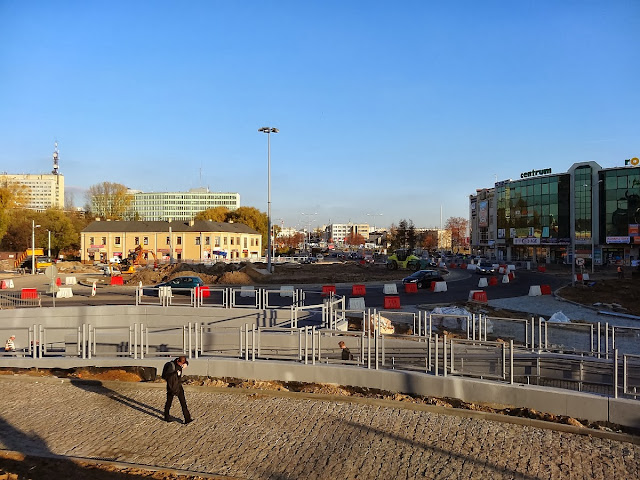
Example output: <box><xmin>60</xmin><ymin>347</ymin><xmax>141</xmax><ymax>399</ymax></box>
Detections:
<box><xmin>258</xmin><ymin>127</ymin><xmax>279</xmax><ymax>134</ymax></box>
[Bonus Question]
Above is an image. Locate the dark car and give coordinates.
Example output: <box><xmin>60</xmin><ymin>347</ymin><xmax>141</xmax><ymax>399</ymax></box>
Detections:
<box><xmin>143</xmin><ymin>276</ymin><xmax>204</xmax><ymax>296</ymax></box>
<box><xmin>476</xmin><ymin>262</ymin><xmax>496</xmax><ymax>275</ymax></box>
<box><xmin>401</xmin><ymin>269</ymin><xmax>444</xmax><ymax>289</ymax></box>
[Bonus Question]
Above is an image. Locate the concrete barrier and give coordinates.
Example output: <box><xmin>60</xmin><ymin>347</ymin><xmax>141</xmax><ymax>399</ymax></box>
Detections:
<box><xmin>65</xmin><ymin>276</ymin><xmax>77</xmax><ymax>285</ymax></box>
<box><xmin>502</xmin><ymin>275</ymin><xmax>510</xmax><ymax>284</ymax></box>
<box><xmin>528</xmin><ymin>285</ymin><xmax>542</xmax><ymax>296</ymax></box>
<box><xmin>404</xmin><ymin>283</ymin><xmax>418</xmax><ymax>293</ymax></box>
<box><xmin>383</xmin><ymin>284</ymin><xmax>398</xmax><ymax>295</ymax></box>
<box><xmin>351</xmin><ymin>284</ymin><xmax>366</xmax><ymax>296</ymax></box>
<box><xmin>478</xmin><ymin>277</ymin><xmax>488</xmax><ymax>288</ymax></box>
<box><xmin>541</xmin><ymin>285</ymin><xmax>552</xmax><ymax>295</ymax></box>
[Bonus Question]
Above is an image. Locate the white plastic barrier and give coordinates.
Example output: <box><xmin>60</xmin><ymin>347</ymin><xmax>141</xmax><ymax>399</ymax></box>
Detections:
<box><xmin>498</xmin><ymin>267</ymin><xmax>505</xmax><ymax>274</ymax></box>
<box><xmin>383</xmin><ymin>283</ymin><xmax>398</xmax><ymax>295</ymax></box>
<box><xmin>280</xmin><ymin>286</ymin><xmax>294</xmax><ymax>297</ymax></box>
<box><xmin>348</xmin><ymin>297</ymin><xmax>366</xmax><ymax>311</ymax></box>
<box><xmin>335</xmin><ymin>319</ymin><xmax>348</xmax><ymax>331</ymax></box>
<box><xmin>240</xmin><ymin>286</ymin><xmax>256</xmax><ymax>297</ymax></box>
<box><xmin>502</xmin><ymin>274</ymin><xmax>510</xmax><ymax>283</ymax></box>
<box><xmin>56</xmin><ymin>287</ymin><xmax>73</xmax><ymax>298</ymax></box>
<box><xmin>583</xmin><ymin>273</ymin><xmax>590</xmax><ymax>281</ymax></box>
<box><xmin>65</xmin><ymin>276</ymin><xmax>77</xmax><ymax>285</ymax></box>
<box><xmin>467</xmin><ymin>264</ymin><xmax>477</xmax><ymax>271</ymax></box>
<box><xmin>158</xmin><ymin>286</ymin><xmax>172</xmax><ymax>299</ymax></box>
<box><xmin>478</xmin><ymin>277</ymin><xmax>488</xmax><ymax>287</ymax></box>
<box><xmin>8</xmin><ymin>279</ymin><xmax>14</xmax><ymax>288</ymax></box>
<box><xmin>507</xmin><ymin>265</ymin><xmax>516</xmax><ymax>272</ymax></box>
<box><xmin>528</xmin><ymin>285</ymin><xmax>542</xmax><ymax>296</ymax></box>
<box><xmin>468</xmin><ymin>289</ymin><xmax>483</xmax><ymax>301</ymax></box>
<box><xmin>432</xmin><ymin>281</ymin><xmax>447</xmax><ymax>292</ymax></box>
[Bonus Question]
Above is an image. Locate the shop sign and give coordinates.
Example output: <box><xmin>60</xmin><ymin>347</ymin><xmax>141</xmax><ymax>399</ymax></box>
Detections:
<box><xmin>634</xmin><ymin>236</ymin><xmax>640</xmax><ymax>244</ymax></box>
<box><xmin>520</xmin><ymin>168</ymin><xmax>552</xmax><ymax>178</ymax></box>
<box><xmin>624</xmin><ymin>157</ymin><xmax>639</xmax><ymax>166</ymax></box>
<box><xmin>629</xmin><ymin>224</ymin><xmax>639</xmax><ymax>236</ymax></box>
<box><xmin>607</xmin><ymin>236</ymin><xmax>630</xmax><ymax>244</ymax></box>
<box><xmin>513</xmin><ymin>237</ymin><xmax>540</xmax><ymax>245</ymax></box>
<box><xmin>87</xmin><ymin>247</ymin><xmax>99</xmax><ymax>253</ymax></box>
<box><xmin>90</xmin><ymin>244</ymin><xmax>105</xmax><ymax>249</ymax></box>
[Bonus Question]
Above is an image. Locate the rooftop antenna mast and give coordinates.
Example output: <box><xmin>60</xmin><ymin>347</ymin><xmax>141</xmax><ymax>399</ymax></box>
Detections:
<box><xmin>52</xmin><ymin>141</ymin><xmax>60</xmax><ymax>175</ymax></box>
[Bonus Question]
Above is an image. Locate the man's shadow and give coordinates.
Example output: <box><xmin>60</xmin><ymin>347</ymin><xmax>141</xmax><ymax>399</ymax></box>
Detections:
<box><xmin>70</xmin><ymin>379</ymin><xmax>164</xmax><ymax>420</ymax></box>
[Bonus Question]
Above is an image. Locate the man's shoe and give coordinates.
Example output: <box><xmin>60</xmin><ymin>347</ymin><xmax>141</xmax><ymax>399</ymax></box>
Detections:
<box><xmin>164</xmin><ymin>416</ymin><xmax>172</xmax><ymax>422</ymax></box>
<box><xmin>184</xmin><ymin>418</ymin><xmax>194</xmax><ymax>425</ymax></box>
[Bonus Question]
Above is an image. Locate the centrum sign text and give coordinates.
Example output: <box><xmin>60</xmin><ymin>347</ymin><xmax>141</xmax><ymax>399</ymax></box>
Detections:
<box><xmin>520</xmin><ymin>168</ymin><xmax>552</xmax><ymax>178</ymax></box>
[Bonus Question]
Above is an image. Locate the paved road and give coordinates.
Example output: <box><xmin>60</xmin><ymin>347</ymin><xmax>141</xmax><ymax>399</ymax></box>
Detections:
<box><xmin>0</xmin><ymin>376</ymin><xmax>637</xmax><ymax>480</ymax></box>
<box><xmin>2</xmin><ymin>267</ymin><xmax>571</xmax><ymax>309</ymax></box>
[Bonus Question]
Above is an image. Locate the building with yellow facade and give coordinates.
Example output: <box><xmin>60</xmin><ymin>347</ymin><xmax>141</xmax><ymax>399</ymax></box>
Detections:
<box><xmin>81</xmin><ymin>220</ymin><xmax>262</xmax><ymax>263</ymax></box>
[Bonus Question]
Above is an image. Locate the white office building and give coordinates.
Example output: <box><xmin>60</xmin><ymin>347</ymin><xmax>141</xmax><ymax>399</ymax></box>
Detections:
<box><xmin>131</xmin><ymin>188</ymin><xmax>240</xmax><ymax>221</ymax></box>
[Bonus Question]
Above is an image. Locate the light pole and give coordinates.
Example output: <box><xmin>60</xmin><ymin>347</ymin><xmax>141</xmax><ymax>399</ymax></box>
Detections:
<box><xmin>258</xmin><ymin>126</ymin><xmax>279</xmax><ymax>273</ymax></box>
<box><xmin>301</xmin><ymin>212</ymin><xmax>318</xmax><ymax>253</ymax></box>
<box><xmin>31</xmin><ymin>220</ymin><xmax>41</xmax><ymax>275</ymax></box>
<box><xmin>47</xmin><ymin>230</ymin><xmax>51</xmax><ymax>260</ymax></box>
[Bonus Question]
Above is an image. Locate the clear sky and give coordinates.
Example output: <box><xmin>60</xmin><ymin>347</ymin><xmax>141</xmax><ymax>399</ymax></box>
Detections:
<box><xmin>1</xmin><ymin>1</ymin><xmax>638</xmax><ymax>232</ymax></box>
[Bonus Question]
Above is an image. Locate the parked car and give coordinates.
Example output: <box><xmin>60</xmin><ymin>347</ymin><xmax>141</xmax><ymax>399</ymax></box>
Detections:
<box><xmin>401</xmin><ymin>270</ymin><xmax>444</xmax><ymax>289</ymax></box>
<box><xmin>300</xmin><ymin>255</ymin><xmax>317</xmax><ymax>264</ymax></box>
<box><xmin>476</xmin><ymin>262</ymin><xmax>497</xmax><ymax>275</ymax></box>
<box><xmin>142</xmin><ymin>276</ymin><xmax>204</xmax><ymax>296</ymax></box>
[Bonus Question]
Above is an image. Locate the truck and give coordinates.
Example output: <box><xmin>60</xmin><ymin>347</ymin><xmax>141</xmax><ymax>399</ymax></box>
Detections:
<box><xmin>15</xmin><ymin>249</ymin><xmax>52</xmax><ymax>273</ymax></box>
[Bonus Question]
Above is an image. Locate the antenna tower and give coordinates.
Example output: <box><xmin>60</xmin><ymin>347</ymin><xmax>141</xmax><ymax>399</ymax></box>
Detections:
<box><xmin>52</xmin><ymin>141</ymin><xmax>60</xmax><ymax>175</ymax></box>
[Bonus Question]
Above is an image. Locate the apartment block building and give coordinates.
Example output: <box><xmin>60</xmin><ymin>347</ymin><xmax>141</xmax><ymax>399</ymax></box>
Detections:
<box><xmin>1</xmin><ymin>173</ymin><xmax>65</xmax><ymax>211</ymax></box>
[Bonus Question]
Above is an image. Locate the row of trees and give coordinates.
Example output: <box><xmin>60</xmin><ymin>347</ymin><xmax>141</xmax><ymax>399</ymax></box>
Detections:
<box><xmin>387</xmin><ymin>217</ymin><xmax>469</xmax><ymax>252</ymax></box>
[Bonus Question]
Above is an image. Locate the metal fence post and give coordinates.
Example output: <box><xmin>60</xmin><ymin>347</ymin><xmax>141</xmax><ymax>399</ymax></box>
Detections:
<box><xmin>434</xmin><ymin>334</ymin><xmax>439</xmax><ymax>376</ymax></box>
<box><xmin>510</xmin><ymin>339</ymin><xmax>514</xmax><ymax>384</ymax></box>
<box><xmin>443</xmin><ymin>334</ymin><xmax>447</xmax><ymax>377</ymax></box>
<box><xmin>252</xmin><ymin>325</ymin><xmax>256</xmax><ymax>361</ymax></box>
<box><xmin>614</xmin><ymin>349</ymin><xmax>619</xmax><ymax>399</ymax></box>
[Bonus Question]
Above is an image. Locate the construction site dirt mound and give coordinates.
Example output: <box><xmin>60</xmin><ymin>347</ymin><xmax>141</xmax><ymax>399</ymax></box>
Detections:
<box><xmin>557</xmin><ymin>277</ymin><xmax>640</xmax><ymax>316</ymax></box>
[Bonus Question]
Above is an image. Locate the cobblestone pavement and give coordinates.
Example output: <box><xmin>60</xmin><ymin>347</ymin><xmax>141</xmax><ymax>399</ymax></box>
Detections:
<box><xmin>0</xmin><ymin>377</ymin><xmax>638</xmax><ymax>480</ymax></box>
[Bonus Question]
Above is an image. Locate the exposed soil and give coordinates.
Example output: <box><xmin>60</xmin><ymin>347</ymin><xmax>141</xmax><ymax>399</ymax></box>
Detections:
<box><xmin>122</xmin><ymin>261</ymin><xmax>421</xmax><ymax>287</ymax></box>
<box><xmin>557</xmin><ymin>277</ymin><xmax>640</xmax><ymax>317</ymax></box>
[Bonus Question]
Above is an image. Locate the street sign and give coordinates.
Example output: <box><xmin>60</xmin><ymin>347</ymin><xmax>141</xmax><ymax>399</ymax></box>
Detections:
<box><xmin>44</xmin><ymin>265</ymin><xmax>58</xmax><ymax>278</ymax></box>
<box><xmin>576</xmin><ymin>258</ymin><xmax>585</xmax><ymax>266</ymax></box>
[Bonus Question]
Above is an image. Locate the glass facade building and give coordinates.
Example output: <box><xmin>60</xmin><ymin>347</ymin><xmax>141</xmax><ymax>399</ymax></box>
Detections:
<box><xmin>470</xmin><ymin>160</ymin><xmax>640</xmax><ymax>266</ymax></box>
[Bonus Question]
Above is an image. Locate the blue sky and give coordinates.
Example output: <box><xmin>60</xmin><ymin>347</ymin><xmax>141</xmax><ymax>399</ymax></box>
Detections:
<box><xmin>1</xmin><ymin>1</ymin><xmax>638</xmax><ymax>231</ymax></box>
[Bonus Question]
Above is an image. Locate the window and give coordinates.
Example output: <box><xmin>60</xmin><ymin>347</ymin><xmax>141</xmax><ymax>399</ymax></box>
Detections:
<box><xmin>177</xmin><ymin>237</ymin><xmax>182</xmax><ymax>245</ymax></box>
<box><xmin>89</xmin><ymin>237</ymin><xmax>94</xmax><ymax>245</ymax></box>
<box><xmin>143</xmin><ymin>237</ymin><xmax>148</xmax><ymax>246</ymax></box>
<box><xmin>166</xmin><ymin>236</ymin><xmax>171</xmax><ymax>245</ymax></box>
<box><xmin>230</xmin><ymin>237</ymin><xmax>234</xmax><ymax>245</ymax></box>
<box><xmin>244</xmin><ymin>238</ymin><xmax>247</xmax><ymax>248</ymax></box>
<box><xmin>223</xmin><ymin>237</ymin><xmax>227</xmax><ymax>245</ymax></box>
<box><xmin>195</xmin><ymin>236</ymin><xmax>201</xmax><ymax>246</ymax></box>
<box><xmin>134</xmin><ymin>236</ymin><xmax>139</xmax><ymax>245</ymax></box>
<box><xmin>101</xmin><ymin>237</ymin><xmax>106</xmax><ymax>245</ymax></box>
<box><xmin>205</xmin><ymin>236</ymin><xmax>210</xmax><ymax>245</ymax></box>
<box><xmin>215</xmin><ymin>236</ymin><xmax>220</xmax><ymax>247</ymax></box>
<box><xmin>115</xmin><ymin>236</ymin><xmax>121</xmax><ymax>245</ymax></box>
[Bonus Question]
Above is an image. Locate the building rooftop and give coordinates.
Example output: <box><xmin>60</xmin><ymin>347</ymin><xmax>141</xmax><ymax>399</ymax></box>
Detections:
<box><xmin>82</xmin><ymin>220</ymin><xmax>259</xmax><ymax>234</ymax></box>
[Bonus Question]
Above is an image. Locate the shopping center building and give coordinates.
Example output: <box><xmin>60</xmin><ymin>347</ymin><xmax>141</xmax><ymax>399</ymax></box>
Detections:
<box><xmin>469</xmin><ymin>159</ymin><xmax>640</xmax><ymax>266</ymax></box>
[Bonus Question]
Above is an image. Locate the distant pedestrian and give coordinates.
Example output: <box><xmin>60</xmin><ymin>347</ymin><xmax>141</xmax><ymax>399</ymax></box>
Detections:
<box><xmin>617</xmin><ymin>265</ymin><xmax>624</xmax><ymax>279</ymax></box>
<box><xmin>162</xmin><ymin>356</ymin><xmax>193</xmax><ymax>424</ymax></box>
<box><xmin>338</xmin><ymin>341</ymin><xmax>353</xmax><ymax>361</ymax></box>
<box><xmin>4</xmin><ymin>335</ymin><xmax>15</xmax><ymax>352</ymax></box>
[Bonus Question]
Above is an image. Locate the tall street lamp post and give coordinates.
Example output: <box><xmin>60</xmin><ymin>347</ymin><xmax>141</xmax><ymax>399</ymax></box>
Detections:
<box><xmin>31</xmin><ymin>220</ymin><xmax>41</xmax><ymax>275</ymax></box>
<box><xmin>47</xmin><ymin>230</ymin><xmax>51</xmax><ymax>260</ymax></box>
<box><xmin>258</xmin><ymin>126</ymin><xmax>279</xmax><ymax>273</ymax></box>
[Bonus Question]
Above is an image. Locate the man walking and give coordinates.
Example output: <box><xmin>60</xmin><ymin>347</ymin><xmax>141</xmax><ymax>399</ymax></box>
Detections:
<box><xmin>162</xmin><ymin>356</ymin><xmax>193</xmax><ymax>424</ymax></box>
